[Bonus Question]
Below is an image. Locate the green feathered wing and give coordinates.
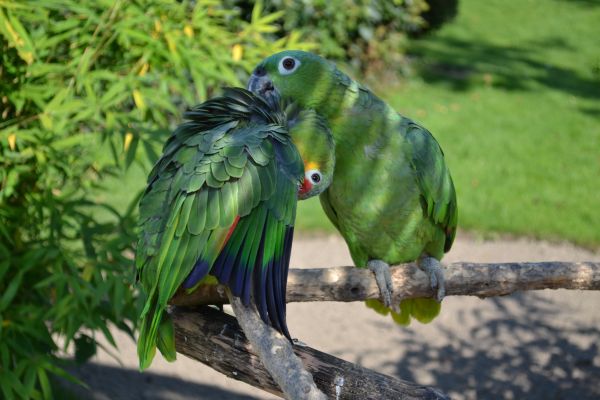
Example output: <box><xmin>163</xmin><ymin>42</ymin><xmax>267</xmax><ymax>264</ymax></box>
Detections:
<box><xmin>135</xmin><ymin>89</ymin><xmax>303</xmax><ymax>370</ymax></box>
<box><xmin>404</xmin><ymin>120</ymin><xmax>457</xmax><ymax>255</ymax></box>
<box><xmin>383</xmin><ymin>120</ymin><xmax>457</xmax><ymax>324</ymax></box>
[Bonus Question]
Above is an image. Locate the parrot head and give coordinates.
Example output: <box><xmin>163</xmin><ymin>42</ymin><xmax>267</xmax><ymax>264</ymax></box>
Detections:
<box><xmin>250</xmin><ymin>51</ymin><xmax>337</xmax><ymax>200</ymax></box>
<box><xmin>247</xmin><ymin>50</ymin><xmax>335</xmax><ymax>111</ymax></box>
<box><xmin>298</xmin><ymin>160</ymin><xmax>329</xmax><ymax>200</ymax></box>
<box><xmin>295</xmin><ymin>132</ymin><xmax>335</xmax><ymax>200</ymax></box>
<box><xmin>287</xmin><ymin>108</ymin><xmax>335</xmax><ymax>200</ymax></box>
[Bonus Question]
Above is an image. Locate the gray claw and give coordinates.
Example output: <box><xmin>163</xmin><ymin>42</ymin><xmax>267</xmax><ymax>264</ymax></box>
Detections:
<box><xmin>367</xmin><ymin>259</ymin><xmax>394</xmax><ymax>308</ymax></box>
<box><xmin>418</xmin><ymin>256</ymin><xmax>446</xmax><ymax>302</ymax></box>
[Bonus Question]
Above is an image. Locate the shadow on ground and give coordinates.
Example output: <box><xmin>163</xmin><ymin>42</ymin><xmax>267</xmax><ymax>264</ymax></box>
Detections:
<box><xmin>387</xmin><ymin>293</ymin><xmax>600</xmax><ymax>399</ymax></box>
<box><xmin>411</xmin><ymin>36</ymin><xmax>600</xmax><ymax>105</ymax></box>
<box><xmin>61</xmin><ymin>363</ymin><xmax>260</xmax><ymax>400</ymax></box>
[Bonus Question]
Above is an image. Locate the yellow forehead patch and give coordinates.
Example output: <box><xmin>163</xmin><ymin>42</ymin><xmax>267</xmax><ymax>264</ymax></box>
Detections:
<box><xmin>305</xmin><ymin>161</ymin><xmax>319</xmax><ymax>170</ymax></box>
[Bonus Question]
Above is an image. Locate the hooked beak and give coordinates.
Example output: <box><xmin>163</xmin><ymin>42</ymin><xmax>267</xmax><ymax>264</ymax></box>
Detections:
<box><xmin>247</xmin><ymin>69</ymin><xmax>277</xmax><ymax>101</ymax></box>
<box><xmin>298</xmin><ymin>178</ymin><xmax>312</xmax><ymax>200</ymax></box>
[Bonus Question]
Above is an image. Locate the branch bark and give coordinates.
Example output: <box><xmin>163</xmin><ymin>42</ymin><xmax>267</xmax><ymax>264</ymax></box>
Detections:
<box><xmin>172</xmin><ymin>305</ymin><xmax>449</xmax><ymax>400</ymax></box>
<box><xmin>171</xmin><ymin>261</ymin><xmax>600</xmax><ymax>306</ymax></box>
<box><xmin>227</xmin><ymin>293</ymin><xmax>326</xmax><ymax>400</ymax></box>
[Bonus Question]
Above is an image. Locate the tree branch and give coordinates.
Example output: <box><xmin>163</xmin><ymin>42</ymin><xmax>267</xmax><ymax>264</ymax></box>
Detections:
<box><xmin>170</xmin><ymin>261</ymin><xmax>598</xmax><ymax>398</ymax></box>
<box><xmin>227</xmin><ymin>293</ymin><xmax>326</xmax><ymax>400</ymax></box>
<box><xmin>171</xmin><ymin>261</ymin><xmax>600</xmax><ymax>306</ymax></box>
<box><xmin>172</xmin><ymin>305</ymin><xmax>448</xmax><ymax>400</ymax></box>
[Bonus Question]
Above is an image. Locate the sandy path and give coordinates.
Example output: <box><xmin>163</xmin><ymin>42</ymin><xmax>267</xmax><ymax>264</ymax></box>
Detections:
<box><xmin>66</xmin><ymin>232</ymin><xmax>600</xmax><ymax>399</ymax></box>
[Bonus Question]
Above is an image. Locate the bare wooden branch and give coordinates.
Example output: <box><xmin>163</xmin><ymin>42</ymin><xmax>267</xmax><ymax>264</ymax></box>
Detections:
<box><xmin>227</xmin><ymin>293</ymin><xmax>326</xmax><ymax>400</ymax></box>
<box><xmin>172</xmin><ymin>305</ymin><xmax>449</xmax><ymax>400</ymax></box>
<box><xmin>171</xmin><ymin>261</ymin><xmax>598</xmax><ymax>397</ymax></box>
<box><xmin>171</xmin><ymin>261</ymin><xmax>600</xmax><ymax>306</ymax></box>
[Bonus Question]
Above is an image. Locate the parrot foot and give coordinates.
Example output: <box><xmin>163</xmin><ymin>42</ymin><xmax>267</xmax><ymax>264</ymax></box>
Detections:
<box><xmin>418</xmin><ymin>256</ymin><xmax>446</xmax><ymax>302</ymax></box>
<box><xmin>367</xmin><ymin>259</ymin><xmax>394</xmax><ymax>308</ymax></box>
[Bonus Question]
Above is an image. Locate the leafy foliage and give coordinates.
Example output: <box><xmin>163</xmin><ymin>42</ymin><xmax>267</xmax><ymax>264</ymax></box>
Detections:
<box><xmin>0</xmin><ymin>0</ymin><xmax>307</xmax><ymax>397</ymax></box>
<box><xmin>415</xmin><ymin>0</ymin><xmax>459</xmax><ymax>36</ymax></box>
<box><xmin>230</xmin><ymin>0</ymin><xmax>429</xmax><ymax>72</ymax></box>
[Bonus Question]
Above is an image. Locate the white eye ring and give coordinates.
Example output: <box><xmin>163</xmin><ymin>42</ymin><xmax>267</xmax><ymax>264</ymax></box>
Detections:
<box><xmin>278</xmin><ymin>57</ymin><xmax>301</xmax><ymax>75</ymax></box>
<box><xmin>306</xmin><ymin>169</ymin><xmax>322</xmax><ymax>185</ymax></box>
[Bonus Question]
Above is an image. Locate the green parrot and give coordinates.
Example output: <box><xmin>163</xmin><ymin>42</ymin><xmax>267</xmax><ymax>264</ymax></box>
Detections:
<box><xmin>248</xmin><ymin>51</ymin><xmax>457</xmax><ymax>324</ymax></box>
<box><xmin>135</xmin><ymin>88</ymin><xmax>335</xmax><ymax>370</ymax></box>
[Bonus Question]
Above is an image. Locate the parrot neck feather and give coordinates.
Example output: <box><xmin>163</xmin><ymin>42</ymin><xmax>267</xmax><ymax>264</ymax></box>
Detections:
<box><xmin>311</xmin><ymin>69</ymin><xmax>399</xmax><ymax>145</ymax></box>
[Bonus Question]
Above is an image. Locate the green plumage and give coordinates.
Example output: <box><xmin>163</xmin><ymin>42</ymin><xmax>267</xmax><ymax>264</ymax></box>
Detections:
<box><xmin>136</xmin><ymin>89</ymin><xmax>307</xmax><ymax>370</ymax></box>
<box><xmin>249</xmin><ymin>51</ymin><xmax>458</xmax><ymax>324</ymax></box>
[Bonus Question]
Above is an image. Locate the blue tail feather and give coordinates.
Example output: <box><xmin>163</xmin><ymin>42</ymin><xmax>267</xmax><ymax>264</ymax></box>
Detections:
<box><xmin>182</xmin><ymin>259</ymin><xmax>210</xmax><ymax>289</ymax></box>
<box><xmin>182</xmin><ymin>211</ymin><xmax>294</xmax><ymax>342</ymax></box>
<box><xmin>253</xmin><ymin>226</ymin><xmax>269</xmax><ymax>323</ymax></box>
<box><xmin>209</xmin><ymin>246</ymin><xmax>229</xmax><ymax>282</ymax></box>
<box><xmin>228</xmin><ymin>248</ymin><xmax>247</xmax><ymax>297</ymax></box>
<box><xmin>265</xmin><ymin>259</ymin><xmax>281</xmax><ymax>332</ymax></box>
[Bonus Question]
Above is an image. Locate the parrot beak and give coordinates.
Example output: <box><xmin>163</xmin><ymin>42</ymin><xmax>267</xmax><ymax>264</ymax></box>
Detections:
<box><xmin>247</xmin><ymin>66</ymin><xmax>276</xmax><ymax>100</ymax></box>
<box><xmin>298</xmin><ymin>178</ymin><xmax>312</xmax><ymax>200</ymax></box>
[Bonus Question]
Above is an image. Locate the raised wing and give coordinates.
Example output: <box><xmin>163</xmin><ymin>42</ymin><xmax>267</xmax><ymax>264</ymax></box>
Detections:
<box><xmin>136</xmin><ymin>90</ymin><xmax>302</xmax><ymax>369</ymax></box>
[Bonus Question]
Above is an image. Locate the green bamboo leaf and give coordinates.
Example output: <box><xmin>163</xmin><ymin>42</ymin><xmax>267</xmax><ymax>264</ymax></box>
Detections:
<box><xmin>33</xmin><ymin>274</ymin><xmax>63</xmax><ymax>290</ymax></box>
<box><xmin>4</xmin><ymin>367</ymin><xmax>30</xmax><ymax>399</ymax></box>
<box><xmin>120</xmin><ymin>28</ymin><xmax>153</xmax><ymax>43</ymax></box>
<box><xmin>27</xmin><ymin>63</ymin><xmax>69</xmax><ymax>78</ymax></box>
<box><xmin>50</xmin><ymin>133</ymin><xmax>90</xmax><ymax>150</ymax></box>
<box><xmin>22</xmin><ymin>365</ymin><xmax>38</xmax><ymax>398</ymax></box>
<box><xmin>0</xmin><ymin>373</ymin><xmax>15</xmax><ymax>400</ymax></box>
<box><xmin>251</xmin><ymin>1</ymin><xmax>263</xmax><ymax>23</ymax></box>
<box><xmin>77</xmin><ymin>47</ymin><xmax>94</xmax><ymax>76</ymax></box>
<box><xmin>0</xmin><ymin>342</ymin><xmax>9</xmax><ymax>369</ymax></box>
<box><xmin>0</xmin><ymin>272</ymin><xmax>22</xmax><ymax>311</ymax></box>
<box><xmin>100</xmin><ymin>80</ymin><xmax>130</xmax><ymax>107</ymax></box>
<box><xmin>0</xmin><ymin>1</ymin><xmax>30</xmax><ymax>10</ymax></box>
<box><xmin>254</xmin><ymin>25</ymin><xmax>279</xmax><ymax>34</ymax></box>
<box><xmin>0</xmin><ymin>9</ymin><xmax>36</xmax><ymax>64</ymax></box>
<box><xmin>99</xmin><ymin>320</ymin><xmax>117</xmax><ymax>347</ymax></box>
<box><xmin>51</xmin><ymin>18</ymin><xmax>81</xmax><ymax>33</ymax></box>
<box><xmin>124</xmin><ymin>132</ymin><xmax>139</xmax><ymax>169</ymax></box>
<box><xmin>258</xmin><ymin>10</ymin><xmax>285</xmax><ymax>25</ymax></box>
<box><xmin>36</xmin><ymin>367</ymin><xmax>51</xmax><ymax>400</ymax></box>
<box><xmin>42</xmin><ymin>360</ymin><xmax>88</xmax><ymax>387</ymax></box>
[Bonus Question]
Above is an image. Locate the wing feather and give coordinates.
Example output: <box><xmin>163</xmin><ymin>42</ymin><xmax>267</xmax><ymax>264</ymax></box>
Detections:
<box><xmin>136</xmin><ymin>89</ymin><xmax>303</xmax><ymax>369</ymax></box>
<box><xmin>405</xmin><ymin>122</ymin><xmax>458</xmax><ymax>252</ymax></box>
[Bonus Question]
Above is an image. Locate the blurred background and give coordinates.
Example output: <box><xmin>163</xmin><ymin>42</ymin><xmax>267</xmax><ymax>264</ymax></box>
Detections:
<box><xmin>1</xmin><ymin>0</ymin><xmax>599</xmax><ymax>398</ymax></box>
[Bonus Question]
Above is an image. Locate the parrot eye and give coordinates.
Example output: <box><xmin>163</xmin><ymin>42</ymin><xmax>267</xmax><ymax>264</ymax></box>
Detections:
<box><xmin>278</xmin><ymin>57</ymin><xmax>300</xmax><ymax>75</ymax></box>
<box><xmin>310</xmin><ymin>171</ymin><xmax>322</xmax><ymax>184</ymax></box>
<box><xmin>283</xmin><ymin>58</ymin><xmax>295</xmax><ymax>70</ymax></box>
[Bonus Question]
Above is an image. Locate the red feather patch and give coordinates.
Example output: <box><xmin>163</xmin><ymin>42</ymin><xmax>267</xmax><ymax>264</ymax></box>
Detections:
<box><xmin>220</xmin><ymin>216</ymin><xmax>240</xmax><ymax>251</ymax></box>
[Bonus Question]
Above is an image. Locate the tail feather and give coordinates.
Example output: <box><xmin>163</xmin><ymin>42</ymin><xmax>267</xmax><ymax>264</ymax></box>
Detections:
<box><xmin>157</xmin><ymin>313</ymin><xmax>176</xmax><ymax>362</ymax></box>
<box><xmin>137</xmin><ymin>299</ymin><xmax>177</xmax><ymax>370</ymax></box>
<box><xmin>365</xmin><ymin>297</ymin><xmax>441</xmax><ymax>325</ymax></box>
<box><xmin>254</xmin><ymin>239</ymin><xmax>269</xmax><ymax>326</ymax></box>
<box><xmin>182</xmin><ymin>207</ymin><xmax>294</xmax><ymax>341</ymax></box>
<box><xmin>265</xmin><ymin>258</ymin><xmax>281</xmax><ymax>332</ymax></box>
<box><xmin>405</xmin><ymin>297</ymin><xmax>441</xmax><ymax>324</ymax></box>
<box><xmin>137</xmin><ymin>303</ymin><xmax>160</xmax><ymax>371</ymax></box>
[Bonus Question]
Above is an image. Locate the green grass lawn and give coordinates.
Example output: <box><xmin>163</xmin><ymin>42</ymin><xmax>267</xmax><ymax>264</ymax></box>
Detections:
<box><xmin>300</xmin><ymin>0</ymin><xmax>600</xmax><ymax>247</ymax></box>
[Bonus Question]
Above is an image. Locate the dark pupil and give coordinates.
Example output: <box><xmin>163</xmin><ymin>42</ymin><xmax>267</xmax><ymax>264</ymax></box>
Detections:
<box><xmin>311</xmin><ymin>173</ymin><xmax>321</xmax><ymax>183</ymax></box>
<box><xmin>283</xmin><ymin>58</ymin><xmax>295</xmax><ymax>70</ymax></box>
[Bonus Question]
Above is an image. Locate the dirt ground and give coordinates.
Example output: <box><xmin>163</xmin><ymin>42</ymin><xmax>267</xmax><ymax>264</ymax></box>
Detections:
<box><xmin>65</xmin><ymin>232</ymin><xmax>600</xmax><ymax>399</ymax></box>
